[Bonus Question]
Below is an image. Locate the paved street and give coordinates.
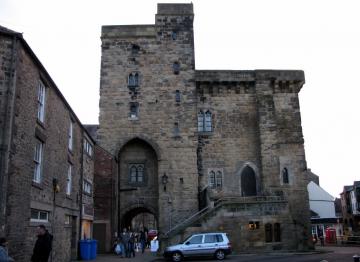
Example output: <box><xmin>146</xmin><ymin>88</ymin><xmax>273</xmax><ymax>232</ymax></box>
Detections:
<box><xmin>92</xmin><ymin>245</ymin><xmax>360</xmax><ymax>262</ymax></box>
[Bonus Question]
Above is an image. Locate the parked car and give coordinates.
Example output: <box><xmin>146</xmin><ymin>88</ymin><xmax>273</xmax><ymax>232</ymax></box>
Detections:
<box><xmin>163</xmin><ymin>232</ymin><xmax>231</xmax><ymax>261</ymax></box>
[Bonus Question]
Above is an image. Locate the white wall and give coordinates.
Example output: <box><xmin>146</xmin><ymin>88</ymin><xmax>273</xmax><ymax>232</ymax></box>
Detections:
<box><xmin>308</xmin><ymin>181</ymin><xmax>336</xmax><ymax>218</ymax></box>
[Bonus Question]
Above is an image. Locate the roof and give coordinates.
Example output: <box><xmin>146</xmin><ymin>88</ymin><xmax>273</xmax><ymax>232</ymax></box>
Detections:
<box><xmin>83</xmin><ymin>125</ymin><xmax>99</xmax><ymax>142</ymax></box>
<box><xmin>0</xmin><ymin>24</ymin><xmax>95</xmax><ymax>144</ymax></box>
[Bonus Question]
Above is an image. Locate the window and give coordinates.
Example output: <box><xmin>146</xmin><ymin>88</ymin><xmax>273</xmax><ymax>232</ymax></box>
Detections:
<box><xmin>173</xmin><ymin>62</ymin><xmax>180</xmax><ymax>74</ymax></box>
<box><xmin>128</xmin><ymin>72</ymin><xmax>139</xmax><ymax>88</ymax></box>
<box><xmin>65</xmin><ymin>215</ymin><xmax>71</xmax><ymax>225</ymax></box>
<box><xmin>282</xmin><ymin>168</ymin><xmax>289</xmax><ymax>184</ymax></box>
<box><xmin>30</xmin><ymin>209</ymin><xmax>49</xmax><ymax>222</ymax></box>
<box><xmin>129</xmin><ymin>102</ymin><xmax>139</xmax><ymax>119</ymax></box>
<box><xmin>198</xmin><ymin>110</ymin><xmax>212</xmax><ymax>132</ymax></box>
<box><xmin>83</xmin><ymin>180</ymin><xmax>92</xmax><ymax>195</ymax></box>
<box><xmin>171</xmin><ymin>31</ymin><xmax>177</xmax><ymax>40</ymax></box>
<box><xmin>274</xmin><ymin>223</ymin><xmax>281</xmax><ymax>242</ymax></box>
<box><xmin>248</xmin><ymin>221</ymin><xmax>260</xmax><ymax>230</ymax></box>
<box><xmin>131</xmin><ymin>44</ymin><xmax>140</xmax><ymax>55</ymax></box>
<box><xmin>33</xmin><ymin>140</ymin><xmax>43</xmax><ymax>183</ymax></box>
<box><xmin>84</xmin><ymin>139</ymin><xmax>93</xmax><ymax>156</ymax></box>
<box><xmin>68</xmin><ymin>121</ymin><xmax>73</xmax><ymax>151</ymax></box>
<box><xmin>188</xmin><ymin>235</ymin><xmax>203</xmax><ymax>244</ymax></box>
<box><xmin>265</xmin><ymin>223</ymin><xmax>273</xmax><ymax>242</ymax></box>
<box><xmin>204</xmin><ymin>234</ymin><xmax>223</xmax><ymax>243</ymax></box>
<box><xmin>173</xmin><ymin>122</ymin><xmax>180</xmax><ymax>136</ymax></box>
<box><xmin>66</xmin><ymin>164</ymin><xmax>72</xmax><ymax>196</ymax></box>
<box><xmin>129</xmin><ymin>164</ymin><xmax>144</xmax><ymax>183</ymax></box>
<box><xmin>208</xmin><ymin>169</ymin><xmax>222</xmax><ymax>189</ymax></box>
<box><xmin>37</xmin><ymin>81</ymin><xmax>46</xmax><ymax>123</ymax></box>
<box><xmin>175</xmin><ymin>90</ymin><xmax>181</xmax><ymax>102</ymax></box>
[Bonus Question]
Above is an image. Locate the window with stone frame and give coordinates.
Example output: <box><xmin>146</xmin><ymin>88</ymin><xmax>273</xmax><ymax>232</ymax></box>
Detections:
<box><xmin>208</xmin><ymin>169</ymin><xmax>223</xmax><ymax>189</ymax></box>
<box><xmin>30</xmin><ymin>209</ymin><xmax>49</xmax><ymax>222</ymax></box>
<box><xmin>68</xmin><ymin>121</ymin><xmax>73</xmax><ymax>151</ymax></box>
<box><xmin>129</xmin><ymin>102</ymin><xmax>139</xmax><ymax>119</ymax></box>
<box><xmin>129</xmin><ymin>163</ymin><xmax>145</xmax><ymax>184</ymax></box>
<box><xmin>128</xmin><ymin>72</ymin><xmax>139</xmax><ymax>88</ymax></box>
<box><xmin>66</xmin><ymin>164</ymin><xmax>72</xmax><ymax>196</ymax></box>
<box><xmin>198</xmin><ymin>110</ymin><xmax>212</xmax><ymax>132</ymax></box>
<box><xmin>33</xmin><ymin>139</ymin><xmax>44</xmax><ymax>183</ymax></box>
<box><xmin>37</xmin><ymin>80</ymin><xmax>46</xmax><ymax>123</ymax></box>
<box><xmin>265</xmin><ymin>223</ymin><xmax>273</xmax><ymax>242</ymax></box>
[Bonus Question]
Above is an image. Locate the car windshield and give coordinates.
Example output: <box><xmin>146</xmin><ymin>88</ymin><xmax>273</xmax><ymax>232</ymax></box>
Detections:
<box><xmin>182</xmin><ymin>235</ymin><xmax>193</xmax><ymax>244</ymax></box>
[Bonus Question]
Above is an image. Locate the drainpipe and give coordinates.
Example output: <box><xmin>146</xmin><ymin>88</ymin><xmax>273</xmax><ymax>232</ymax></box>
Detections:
<box><xmin>0</xmin><ymin>34</ymin><xmax>18</xmax><ymax>235</ymax></box>
<box><xmin>78</xmin><ymin>132</ymin><xmax>84</xmax><ymax>259</ymax></box>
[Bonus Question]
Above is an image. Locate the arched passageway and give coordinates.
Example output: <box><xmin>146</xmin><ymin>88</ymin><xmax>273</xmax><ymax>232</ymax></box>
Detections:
<box><xmin>241</xmin><ymin>166</ymin><xmax>257</xmax><ymax>196</ymax></box>
<box><xmin>121</xmin><ymin>207</ymin><xmax>157</xmax><ymax>232</ymax></box>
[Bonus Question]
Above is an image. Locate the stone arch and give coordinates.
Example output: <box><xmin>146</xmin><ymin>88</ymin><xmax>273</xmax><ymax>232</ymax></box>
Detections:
<box><xmin>237</xmin><ymin>162</ymin><xmax>260</xmax><ymax>196</ymax></box>
<box><xmin>117</xmin><ymin>137</ymin><xmax>159</xmax><ymax>234</ymax></box>
<box><xmin>117</xmin><ymin>136</ymin><xmax>162</xmax><ymax>161</ymax></box>
<box><xmin>120</xmin><ymin>204</ymin><xmax>158</xmax><ymax>231</ymax></box>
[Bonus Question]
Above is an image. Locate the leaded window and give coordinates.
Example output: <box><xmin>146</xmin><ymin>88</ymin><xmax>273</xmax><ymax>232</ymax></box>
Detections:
<box><xmin>129</xmin><ymin>164</ymin><xmax>145</xmax><ymax>183</ymax></box>
<box><xmin>128</xmin><ymin>72</ymin><xmax>139</xmax><ymax>87</ymax></box>
<box><xmin>198</xmin><ymin>110</ymin><xmax>212</xmax><ymax>132</ymax></box>
<box><xmin>209</xmin><ymin>169</ymin><xmax>222</xmax><ymax>189</ymax></box>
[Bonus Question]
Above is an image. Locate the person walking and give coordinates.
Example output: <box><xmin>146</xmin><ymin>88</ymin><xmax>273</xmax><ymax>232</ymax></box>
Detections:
<box><xmin>31</xmin><ymin>225</ymin><xmax>53</xmax><ymax>262</ymax></box>
<box><xmin>0</xmin><ymin>237</ymin><xmax>14</xmax><ymax>262</ymax></box>
<box><xmin>150</xmin><ymin>236</ymin><xmax>159</xmax><ymax>257</ymax></box>
<box><xmin>128</xmin><ymin>232</ymin><xmax>136</xmax><ymax>257</ymax></box>
<box><xmin>121</xmin><ymin>228</ymin><xmax>130</xmax><ymax>258</ymax></box>
<box><xmin>139</xmin><ymin>230</ymin><xmax>146</xmax><ymax>253</ymax></box>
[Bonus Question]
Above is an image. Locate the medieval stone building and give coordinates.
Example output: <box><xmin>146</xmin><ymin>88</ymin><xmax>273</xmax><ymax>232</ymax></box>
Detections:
<box><xmin>95</xmin><ymin>3</ymin><xmax>312</xmax><ymax>252</ymax></box>
<box><xmin>0</xmin><ymin>26</ymin><xmax>95</xmax><ymax>261</ymax></box>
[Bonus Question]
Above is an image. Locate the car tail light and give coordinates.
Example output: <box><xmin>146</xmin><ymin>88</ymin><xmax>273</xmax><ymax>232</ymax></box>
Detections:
<box><xmin>227</xmin><ymin>242</ymin><xmax>232</xmax><ymax>248</ymax></box>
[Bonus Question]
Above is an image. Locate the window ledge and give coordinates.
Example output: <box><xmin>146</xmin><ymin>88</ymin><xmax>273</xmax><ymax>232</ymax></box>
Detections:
<box><xmin>198</xmin><ymin>131</ymin><xmax>213</xmax><ymax>137</ymax></box>
<box><xmin>128</xmin><ymin>117</ymin><xmax>139</xmax><ymax>121</ymax></box>
<box><xmin>36</xmin><ymin>119</ymin><xmax>46</xmax><ymax>129</ymax></box>
<box><xmin>32</xmin><ymin>181</ymin><xmax>43</xmax><ymax>190</ymax></box>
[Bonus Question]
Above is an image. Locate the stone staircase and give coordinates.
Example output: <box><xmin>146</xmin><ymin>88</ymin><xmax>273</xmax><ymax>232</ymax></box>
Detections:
<box><xmin>162</xmin><ymin>195</ymin><xmax>288</xmax><ymax>246</ymax></box>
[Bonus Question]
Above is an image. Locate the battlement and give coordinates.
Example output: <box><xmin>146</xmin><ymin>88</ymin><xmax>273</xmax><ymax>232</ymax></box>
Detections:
<box><xmin>157</xmin><ymin>3</ymin><xmax>194</xmax><ymax>15</ymax></box>
<box><xmin>101</xmin><ymin>25</ymin><xmax>156</xmax><ymax>38</ymax></box>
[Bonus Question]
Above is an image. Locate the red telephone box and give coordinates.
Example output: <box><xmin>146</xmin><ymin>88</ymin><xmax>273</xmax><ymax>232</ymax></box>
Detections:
<box><xmin>325</xmin><ymin>227</ymin><xmax>336</xmax><ymax>243</ymax></box>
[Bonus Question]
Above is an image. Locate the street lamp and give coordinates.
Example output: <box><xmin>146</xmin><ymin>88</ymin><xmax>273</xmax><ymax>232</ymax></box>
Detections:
<box><xmin>162</xmin><ymin>173</ymin><xmax>168</xmax><ymax>191</ymax></box>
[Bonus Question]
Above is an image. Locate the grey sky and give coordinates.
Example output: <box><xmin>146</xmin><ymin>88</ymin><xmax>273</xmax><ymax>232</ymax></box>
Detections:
<box><xmin>1</xmin><ymin>0</ymin><xmax>359</xmax><ymax>197</ymax></box>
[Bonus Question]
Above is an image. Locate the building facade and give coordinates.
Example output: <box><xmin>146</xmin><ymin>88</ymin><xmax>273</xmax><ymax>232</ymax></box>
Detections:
<box><xmin>96</xmin><ymin>3</ymin><xmax>312</xmax><ymax>252</ymax></box>
<box><xmin>0</xmin><ymin>26</ymin><xmax>95</xmax><ymax>261</ymax></box>
<box><xmin>340</xmin><ymin>181</ymin><xmax>360</xmax><ymax>235</ymax></box>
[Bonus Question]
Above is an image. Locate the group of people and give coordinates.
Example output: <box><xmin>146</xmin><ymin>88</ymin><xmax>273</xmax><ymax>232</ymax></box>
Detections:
<box><xmin>0</xmin><ymin>224</ymin><xmax>53</xmax><ymax>262</ymax></box>
<box><xmin>113</xmin><ymin>228</ymin><xmax>159</xmax><ymax>258</ymax></box>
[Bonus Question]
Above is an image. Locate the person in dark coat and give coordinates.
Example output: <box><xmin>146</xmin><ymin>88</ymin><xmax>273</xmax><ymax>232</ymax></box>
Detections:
<box><xmin>31</xmin><ymin>225</ymin><xmax>53</xmax><ymax>262</ymax></box>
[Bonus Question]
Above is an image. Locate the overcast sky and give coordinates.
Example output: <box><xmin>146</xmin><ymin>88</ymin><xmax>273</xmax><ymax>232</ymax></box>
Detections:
<box><xmin>1</xmin><ymin>0</ymin><xmax>359</xmax><ymax>197</ymax></box>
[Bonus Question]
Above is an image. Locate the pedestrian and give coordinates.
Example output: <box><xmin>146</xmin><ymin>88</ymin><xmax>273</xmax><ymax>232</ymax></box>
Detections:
<box><xmin>114</xmin><ymin>238</ymin><xmax>123</xmax><ymax>256</ymax></box>
<box><xmin>139</xmin><ymin>230</ymin><xmax>146</xmax><ymax>253</ymax></box>
<box><xmin>31</xmin><ymin>225</ymin><xmax>53</xmax><ymax>262</ymax></box>
<box><xmin>150</xmin><ymin>236</ymin><xmax>159</xmax><ymax>257</ymax></box>
<box><xmin>121</xmin><ymin>228</ymin><xmax>130</xmax><ymax>258</ymax></box>
<box><xmin>319</xmin><ymin>234</ymin><xmax>324</xmax><ymax>246</ymax></box>
<box><xmin>0</xmin><ymin>237</ymin><xmax>14</xmax><ymax>262</ymax></box>
<box><xmin>129</xmin><ymin>232</ymin><xmax>136</xmax><ymax>257</ymax></box>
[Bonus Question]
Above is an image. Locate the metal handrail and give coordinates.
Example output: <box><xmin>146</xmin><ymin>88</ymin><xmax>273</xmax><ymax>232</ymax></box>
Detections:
<box><xmin>164</xmin><ymin>195</ymin><xmax>287</xmax><ymax>237</ymax></box>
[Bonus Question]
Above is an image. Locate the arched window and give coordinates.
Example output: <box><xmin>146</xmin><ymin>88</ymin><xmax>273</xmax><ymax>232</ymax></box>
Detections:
<box><xmin>282</xmin><ymin>167</ymin><xmax>289</xmax><ymax>184</ymax></box>
<box><xmin>274</xmin><ymin>223</ymin><xmax>281</xmax><ymax>242</ymax></box>
<box><xmin>173</xmin><ymin>62</ymin><xmax>180</xmax><ymax>74</ymax></box>
<box><xmin>265</xmin><ymin>223</ymin><xmax>273</xmax><ymax>242</ymax></box>
<box><xmin>241</xmin><ymin>166</ymin><xmax>257</xmax><ymax>196</ymax></box>
<box><xmin>209</xmin><ymin>171</ymin><xmax>215</xmax><ymax>188</ymax></box>
<box><xmin>198</xmin><ymin>110</ymin><xmax>212</xmax><ymax>132</ymax></box>
<box><xmin>129</xmin><ymin>164</ymin><xmax>145</xmax><ymax>184</ymax></box>
<box><xmin>128</xmin><ymin>72</ymin><xmax>139</xmax><ymax>88</ymax></box>
<box><xmin>205</xmin><ymin>111</ymin><xmax>212</xmax><ymax>132</ymax></box>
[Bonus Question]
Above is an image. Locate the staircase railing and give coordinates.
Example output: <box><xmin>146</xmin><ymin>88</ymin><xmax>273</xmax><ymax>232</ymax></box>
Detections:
<box><xmin>164</xmin><ymin>195</ymin><xmax>286</xmax><ymax>238</ymax></box>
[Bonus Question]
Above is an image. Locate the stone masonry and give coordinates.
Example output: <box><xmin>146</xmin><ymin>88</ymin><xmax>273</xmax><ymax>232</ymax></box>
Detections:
<box><xmin>96</xmin><ymin>3</ymin><xmax>312</xmax><ymax>253</ymax></box>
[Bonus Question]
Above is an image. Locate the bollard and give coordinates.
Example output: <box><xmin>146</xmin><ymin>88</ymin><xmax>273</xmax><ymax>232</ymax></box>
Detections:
<box><xmin>353</xmin><ymin>254</ymin><xmax>360</xmax><ymax>262</ymax></box>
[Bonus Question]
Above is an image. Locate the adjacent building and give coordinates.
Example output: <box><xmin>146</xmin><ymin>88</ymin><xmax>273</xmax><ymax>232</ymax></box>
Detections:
<box><xmin>340</xmin><ymin>181</ymin><xmax>360</xmax><ymax>235</ymax></box>
<box><xmin>0</xmin><ymin>26</ymin><xmax>95</xmax><ymax>261</ymax></box>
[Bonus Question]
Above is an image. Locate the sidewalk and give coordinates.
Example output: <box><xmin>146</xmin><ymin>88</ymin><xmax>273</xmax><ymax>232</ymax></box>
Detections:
<box><xmin>88</xmin><ymin>250</ymin><xmax>163</xmax><ymax>262</ymax></box>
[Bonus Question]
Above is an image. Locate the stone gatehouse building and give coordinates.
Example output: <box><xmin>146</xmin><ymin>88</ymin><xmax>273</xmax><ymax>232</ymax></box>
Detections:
<box><xmin>95</xmin><ymin>3</ymin><xmax>312</xmax><ymax>252</ymax></box>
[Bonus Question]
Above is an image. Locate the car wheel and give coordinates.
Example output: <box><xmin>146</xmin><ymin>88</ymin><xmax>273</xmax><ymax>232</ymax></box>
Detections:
<box><xmin>171</xmin><ymin>251</ymin><xmax>182</xmax><ymax>262</ymax></box>
<box><xmin>215</xmin><ymin>249</ymin><xmax>225</xmax><ymax>260</ymax></box>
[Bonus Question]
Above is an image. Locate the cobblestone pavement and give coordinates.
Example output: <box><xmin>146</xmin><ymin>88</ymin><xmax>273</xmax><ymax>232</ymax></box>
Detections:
<box><xmin>91</xmin><ymin>245</ymin><xmax>360</xmax><ymax>262</ymax></box>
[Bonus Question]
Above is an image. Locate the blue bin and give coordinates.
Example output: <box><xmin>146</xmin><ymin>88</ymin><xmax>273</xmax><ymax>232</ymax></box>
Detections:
<box><xmin>90</xmin><ymin>240</ymin><xmax>97</xmax><ymax>259</ymax></box>
<box><xmin>79</xmin><ymin>240</ymin><xmax>92</xmax><ymax>260</ymax></box>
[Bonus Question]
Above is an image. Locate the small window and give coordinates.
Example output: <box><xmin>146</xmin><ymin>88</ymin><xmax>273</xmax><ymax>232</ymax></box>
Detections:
<box><xmin>83</xmin><ymin>180</ymin><xmax>92</xmax><ymax>195</ymax></box>
<box><xmin>198</xmin><ymin>110</ymin><xmax>212</xmax><ymax>132</ymax></box>
<box><xmin>282</xmin><ymin>168</ymin><xmax>289</xmax><ymax>184</ymax></box>
<box><xmin>209</xmin><ymin>169</ymin><xmax>222</xmax><ymax>189</ymax></box>
<box><xmin>205</xmin><ymin>111</ymin><xmax>212</xmax><ymax>132</ymax></box>
<box><xmin>265</xmin><ymin>223</ymin><xmax>273</xmax><ymax>242</ymax></box>
<box><xmin>173</xmin><ymin>122</ymin><xmax>180</xmax><ymax>136</ymax></box>
<box><xmin>30</xmin><ymin>209</ymin><xmax>49</xmax><ymax>222</ymax></box>
<box><xmin>130</xmin><ymin>103</ymin><xmax>139</xmax><ymax>119</ymax></box>
<box><xmin>188</xmin><ymin>235</ymin><xmax>203</xmax><ymax>244</ymax></box>
<box><xmin>198</xmin><ymin>110</ymin><xmax>204</xmax><ymax>132</ymax></box>
<box><xmin>128</xmin><ymin>72</ymin><xmax>139</xmax><ymax>88</ymax></box>
<box><xmin>66</xmin><ymin>164</ymin><xmax>72</xmax><ymax>196</ymax></box>
<box><xmin>216</xmin><ymin>171</ymin><xmax>222</xmax><ymax>188</ymax></box>
<box><xmin>128</xmin><ymin>164</ymin><xmax>145</xmax><ymax>184</ymax></box>
<box><xmin>173</xmin><ymin>62</ymin><xmax>180</xmax><ymax>75</ymax></box>
<box><xmin>65</xmin><ymin>215</ymin><xmax>71</xmax><ymax>225</ymax></box>
<box><xmin>84</xmin><ymin>139</ymin><xmax>93</xmax><ymax>157</ymax></box>
<box><xmin>68</xmin><ymin>121</ymin><xmax>73</xmax><ymax>151</ymax></box>
<box><xmin>249</xmin><ymin>221</ymin><xmax>260</xmax><ymax>230</ymax></box>
<box><xmin>209</xmin><ymin>171</ymin><xmax>215</xmax><ymax>188</ymax></box>
<box><xmin>131</xmin><ymin>44</ymin><xmax>140</xmax><ymax>55</ymax></box>
<box><xmin>171</xmin><ymin>31</ymin><xmax>177</xmax><ymax>40</ymax></box>
<box><xmin>175</xmin><ymin>90</ymin><xmax>181</xmax><ymax>102</ymax></box>
<box><xmin>33</xmin><ymin>140</ymin><xmax>44</xmax><ymax>183</ymax></box>
<box><xmin>37</xmin><ymin>81</ymin><xmax>46</xmax><ymax>123</ymax></box>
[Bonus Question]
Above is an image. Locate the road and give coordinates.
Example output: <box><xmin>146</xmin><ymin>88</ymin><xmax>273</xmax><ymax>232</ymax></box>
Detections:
<box><xmin>93</xmin><ymin>246</ymin><xmax>360</xmax><ymax>262</ymax></box>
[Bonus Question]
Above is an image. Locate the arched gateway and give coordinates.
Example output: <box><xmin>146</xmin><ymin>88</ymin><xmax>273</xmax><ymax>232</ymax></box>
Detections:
<box><xmin>118</xmin><ymin>138</ymin><xmax>159</xmax><ymax>233</ymax></box>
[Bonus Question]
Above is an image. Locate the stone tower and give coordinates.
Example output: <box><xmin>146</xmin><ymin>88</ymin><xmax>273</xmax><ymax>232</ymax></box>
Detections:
<box><xmin>97</xmin><ymin>3</ymin><xmax>312</xmax><ymax>252</ymax></box>
<box><xmin>98</xmin><ymin>3</ymin><xmax>198</xmax><ymax>235</ymax></box>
